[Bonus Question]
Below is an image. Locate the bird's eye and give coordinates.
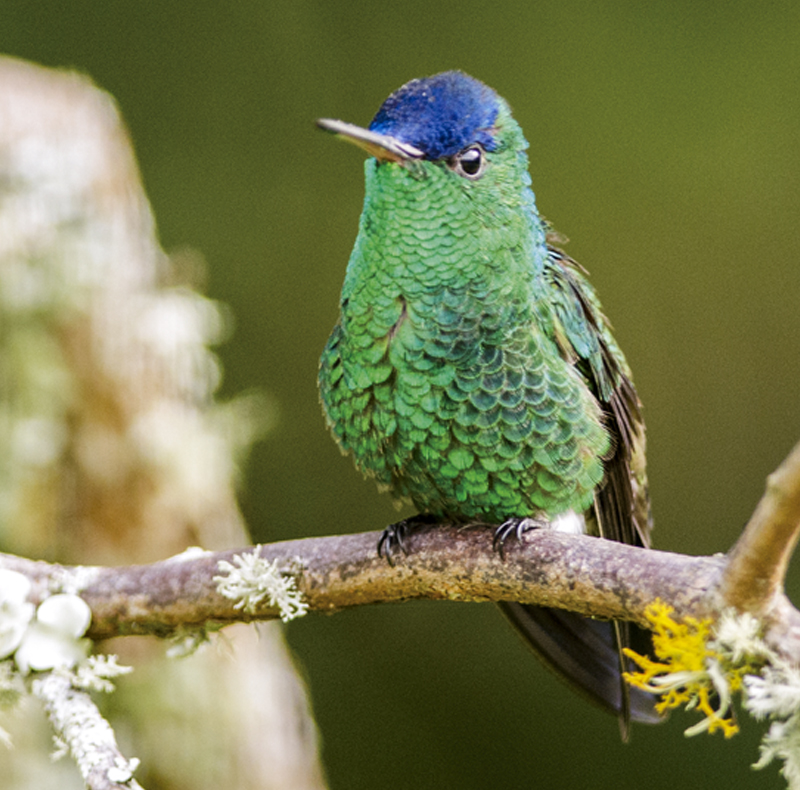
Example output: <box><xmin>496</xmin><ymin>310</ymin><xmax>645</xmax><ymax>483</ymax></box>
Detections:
<box><xmin>449</xmin><ymin>145</ymin><xmax>486</xmax><ymax>179</ymax></box>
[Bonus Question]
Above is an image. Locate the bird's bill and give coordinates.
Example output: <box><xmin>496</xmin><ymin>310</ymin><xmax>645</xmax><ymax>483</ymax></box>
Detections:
<box><xmin>316</xmin><ymin>118</ymin><xmax>424</xmax><ymax>163</ymax></box>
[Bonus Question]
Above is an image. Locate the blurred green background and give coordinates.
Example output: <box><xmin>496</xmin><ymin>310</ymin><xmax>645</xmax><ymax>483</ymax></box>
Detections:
<box><xmin>3</xmin><ymin>2</ymin><xmax>799</xmax><ymax>787</ymax></box>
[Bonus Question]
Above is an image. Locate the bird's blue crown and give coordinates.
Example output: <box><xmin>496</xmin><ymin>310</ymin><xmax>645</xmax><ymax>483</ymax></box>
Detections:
<box><xmin>369</xmin><ymin>71</ymin><xmax>500</xmax><ymax>161</ymax></box>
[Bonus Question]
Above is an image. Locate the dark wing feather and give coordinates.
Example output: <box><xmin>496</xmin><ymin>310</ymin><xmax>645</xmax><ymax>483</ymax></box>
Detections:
<box><xmin>500</xmin><ymin>243</ymin><xmax>658</xmax><ymax>734</ymax></box>
<box><xmin>543</xmin><ymin>244</ymin><xmax>651</xmax><ymax>549</ymax></box>
<box><xmin>499</xmin><ymin>603</ymin><xmax>661</xmax><ymax>725</ymax></box>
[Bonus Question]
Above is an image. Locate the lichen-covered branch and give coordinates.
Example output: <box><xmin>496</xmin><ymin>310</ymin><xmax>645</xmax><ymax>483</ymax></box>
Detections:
<box><xmin>0</xmin><ymin>530</ymin><xmax>718</xmax><ymax>634</ymax></box>
<box><xmin>31</xmin><ymin>671</ymin><xmax>143</xmax><ymax>790</ymax></box>
<box><xmin>1</xmin><ymin>441</ymin><xmax>799</xmax><ymax>667</ymax></box>
<box><xmin>0</xmin><ymin>55</ymin><xmax>324</xmax><ymax>790</ymax></box>
<box><xmin>0</xmin><ymin>522</ymin><xmax>789</xmax><ymax>658</ymax></box>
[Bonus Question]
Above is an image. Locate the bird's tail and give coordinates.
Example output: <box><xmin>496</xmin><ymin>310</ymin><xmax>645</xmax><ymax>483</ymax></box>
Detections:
<box><xmin>497</xmin><ymin>602</ymin><xmax>661</xmax><ymax>733</ymax></box>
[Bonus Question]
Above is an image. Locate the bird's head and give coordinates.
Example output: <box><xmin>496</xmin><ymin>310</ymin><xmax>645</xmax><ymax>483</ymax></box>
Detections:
<box><xmin>317</xmin><ymin>71</ymin><xmax>533</xmax><ymax>216</ymax></box>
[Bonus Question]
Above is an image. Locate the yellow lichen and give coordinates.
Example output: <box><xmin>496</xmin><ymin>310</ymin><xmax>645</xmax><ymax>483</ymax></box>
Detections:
<box><xmin>624</xmin><ymin>600</ymin><xmax>745</xmax><ymax>738</ymax></box>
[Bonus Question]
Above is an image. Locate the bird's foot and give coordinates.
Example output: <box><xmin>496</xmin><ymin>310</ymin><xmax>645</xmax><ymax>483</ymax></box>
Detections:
<box><xmin>492</xmin><ymin>517</ymin><xmax>548</xmax><ymax>559</ymax></box>
<box><xmin>377</xmin><ymin>513</ymin><xmax>438</xmax><ymax>566</ymax></box>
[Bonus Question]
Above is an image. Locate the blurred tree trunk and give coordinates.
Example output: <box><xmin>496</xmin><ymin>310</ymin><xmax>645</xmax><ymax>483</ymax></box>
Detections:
<box><xmin>0</xmin><ymin>55</ymin><xmax>326</xmax><ymax>790</ymax></box>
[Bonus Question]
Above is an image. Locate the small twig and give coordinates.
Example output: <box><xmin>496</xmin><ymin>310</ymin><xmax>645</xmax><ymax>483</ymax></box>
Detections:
<box><xmin>31</xmin><ymin>671</ymin><xmax>143</xmax><ymax>790</ymax></box>
<box><xmin>721</xmin><ymin>439</ymin><xmax>800</xmax><ymax>615</ymax></box>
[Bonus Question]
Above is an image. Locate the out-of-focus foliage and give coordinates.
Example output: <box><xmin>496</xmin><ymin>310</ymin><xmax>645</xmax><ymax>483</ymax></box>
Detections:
<box><xmin>0</xmin><ymin>57</ymin><xmax>321</xmax><ymax>790</ymax></box>
<box><xmin>2</xmin><ymin>3</ymin><xmax>799</xmax><ymax>789</ymax></box>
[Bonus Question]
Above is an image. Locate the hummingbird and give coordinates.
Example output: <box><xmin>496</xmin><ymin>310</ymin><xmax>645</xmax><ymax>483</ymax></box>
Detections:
<box><xmin>316</xmin><ymin>71</ymin><xmax>657</xmax><ymax>732</ymax></box>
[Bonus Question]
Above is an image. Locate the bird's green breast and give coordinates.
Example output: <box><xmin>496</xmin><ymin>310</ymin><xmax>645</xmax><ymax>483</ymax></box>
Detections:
<box><xmin>319</xmin><ymin>158</ymin><xmax>610</xmax><ymax>522</ymax></box>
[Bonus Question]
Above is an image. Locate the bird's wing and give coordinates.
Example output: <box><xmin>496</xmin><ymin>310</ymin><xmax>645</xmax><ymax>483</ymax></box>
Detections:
<box><xmin>543</xmin><ymin>244</ymin><xmax>651</xmax><ymax>549</ymax></box>
<box><xmin>499</xmin><ymin>242</ymin><xmax>658</xmax><ymax>735</ymax></box>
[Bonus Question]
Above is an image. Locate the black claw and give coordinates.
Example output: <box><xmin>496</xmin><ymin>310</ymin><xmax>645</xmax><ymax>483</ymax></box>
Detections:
<box><xmin>493</xmin><ymin>517</ymin><xmax>544</xmax><ymax>559</ymax></box>
<box><xmin>377</xmin><ymin>513</ymin><xmax>438</xmax><ymax>566</ymax></box>
<box><xmin>378</xmin><ymin>521</ymin><xmax>410</xmax><ymax>566</ymax></box>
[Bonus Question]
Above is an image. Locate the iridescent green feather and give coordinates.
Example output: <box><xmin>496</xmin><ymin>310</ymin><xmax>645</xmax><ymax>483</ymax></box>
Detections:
<box><xmin>317</xmin><ymin>72</ymin><xmax>656</xmax><ymax>726</ymax></box>
<box><xmin>319</xmin><ymin>103</ymin><xmax>614</xmax><ymax>524</ymax></box>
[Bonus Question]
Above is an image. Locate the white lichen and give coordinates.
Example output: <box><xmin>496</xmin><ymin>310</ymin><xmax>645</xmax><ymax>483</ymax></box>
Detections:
<box><xmin>15</xmin><ymin>593</ymin><xmax>91</xmax><ymax>674</ymax></box>
<box><xmin>107</xmin><ymin>755</ymin><xmax>141</xmax><ymax>783</ymax></box>
<box><xmin>166</xmin><ymin>627</ymin><xmax>210</xmax><ymax>659</ymax></box>
<box><xmin>32</xmin><ymin>671</ymin><xmax>143</xmax><ymax>789</ymax></box>
<box><xmin>0</xmin><ymin>569</ymin><xmax>35</xmax><ymax>659</ymax></box>
<box><xmin>70</xmin><ymin>654</ymin><xmax>133</xmax><ymax>693</ymax></box>
<box><xmin>754</xmin><ymin>718</ymin><xmax>800</xmax><ymax>788</ymax></box>
<box><xmin>0</xmin><ymin>659</ymin><xmax>26</xmax><ymax>746</ymax></box>
<box><xmin>166</xmin><ymin>546</ymin><xmax>212</xmax><ymax>563</ymax></box>
<box><xmin>626</xmin><ymin>604</ymin><xmax>800</xmax><ymax>787</ymax></box>
<box><xmin>50</xmin><ymin>733</ymin><xmax>69</xmax><ymax>761</ymax></box>
<box><xmin>215</xmin><ymin>548</ymin><xmax>308</xmax><ymax>622</ymax></box>
<box><xmin>0</xmin><ymin>659</ymin><xmax>25</xmax><ymax>708</ymax></box>
<box><xmin>712</xmin><ymin>610</ymin><xmax>773</xmax><ymax>664</ymax></box>
<box><xmin>50</xmin><ymin>565</ymin><xmax>101</xmax><ymax>596</ymax></box>
<box><xmin>743</xmin><ymin>650</ymin><xmax>800</xmax><ymax>789</ymax></box>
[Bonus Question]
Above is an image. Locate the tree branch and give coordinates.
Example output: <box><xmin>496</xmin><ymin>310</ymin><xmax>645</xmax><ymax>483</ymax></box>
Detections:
<box><xmin>720</xmin><ymin>440</ymin><xmax>800</xmax><ymax>655</ymax></box>
<box><xmin>31</xmin><ymin>671</ymin><xmax>143</xmax><ymax>790</ymax></box>
<box><xmin>0</xmin><ymin>531</ymin><xmax>720</xmax><ymax>635</ymax></box>
<box><xmin>0</xmin><ymin>524</ymin><xmax>790</xmax><ymax>660</ymax></box>
<box><xmin>722</xmin><ymin>441</ymin><xmax>800</xmax><ymax>609</ymax></box>
<box><xmin>3</xmin><ymin>441</ymin><xmax>800</xmax><ymax>671</ymax></box>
